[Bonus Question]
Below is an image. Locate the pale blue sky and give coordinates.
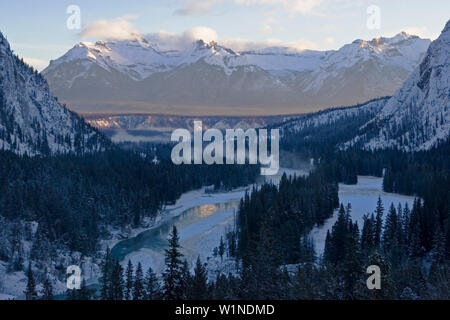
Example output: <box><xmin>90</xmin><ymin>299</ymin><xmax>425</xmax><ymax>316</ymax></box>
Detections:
<box><xmin>1</xmin><ymin>0</ymin><xmax>448</xmax><ymax>70</ymax></box>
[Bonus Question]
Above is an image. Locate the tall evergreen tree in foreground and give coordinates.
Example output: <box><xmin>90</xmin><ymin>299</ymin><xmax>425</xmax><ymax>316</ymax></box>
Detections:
<box><xmin>110</xmin><ymin>261</ymin><xmax>124</xmax><ymax>300</ymax></box>
<box><xmin>24</xmin><ymin>262</ymin><xmax>38</xmax><ymax>300</ymax></box>
<box><xmin>42</xmin><ymin>277</ymin><xmax>54</xmax><ymax>300</ymax></box>
<box><xmin>124</xmin><ymin>260</ymin><xmax>134</xmax><ymax>300</ymax></box>
<box><xmin>374</xmin><ymin>197</ymin><xmax>384</xmax><ymax>249</ymax></box>
<box><xmin>145</xmin><ymin>267</ymin><xmax>160</xmax><ymax>300</ymax></box>
<box><xmin>218</xmin><ymin>237</ymin><xmax>225</xmax><ymax>261</ymax></box>
<box><xmin>133</xmin><ymin>262</ymin><xmax>144</xmax><ymax>300</ymax></box>
<box><xmin>190</xmin><ymin>256</ymin><xmax>208</xmax><ymax>300</ymax></box>
<box><xmin>100</xmin><ymin>247</ymin><xmax>114</xmax><ymax>300</ymax></box>
<box><xmin>163</xmin><ymin>226</ymin><xmax>184</xmax><ymax>300</ymax></box>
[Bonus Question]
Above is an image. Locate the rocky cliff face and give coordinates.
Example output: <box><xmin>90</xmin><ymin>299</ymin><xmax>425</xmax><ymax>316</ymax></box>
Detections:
<box><xmin>0</xmin><ymin>32</ymin><xmax>109</xmax><ymax>155</ymax></box>
<box><xmin>345</xmin><ymin>20</ymin><xmax>450</xmax><ymax>151</ymax></box>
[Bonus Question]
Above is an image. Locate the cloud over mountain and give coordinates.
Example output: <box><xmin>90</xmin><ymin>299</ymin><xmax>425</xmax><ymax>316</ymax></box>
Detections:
<box><xmin>80</xmin><ymin>15</ymin><xmax>140</xmax><ymax>41</ymax></box>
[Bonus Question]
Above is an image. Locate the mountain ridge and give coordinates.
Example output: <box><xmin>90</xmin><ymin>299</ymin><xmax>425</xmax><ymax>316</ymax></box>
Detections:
<box><xmin>0</xmin><ymin>32</ymin><xmax>110</xmax><ymax>156</ymax></box>
<box><xmin>343</xmin><ymin>20</ymin><xmax>450</xmax><ymax>151</ymax></box>
<box><xmin>42</xmin><ymin>32</ymin><xmax>430</xmax><ymax>115</ymax></box>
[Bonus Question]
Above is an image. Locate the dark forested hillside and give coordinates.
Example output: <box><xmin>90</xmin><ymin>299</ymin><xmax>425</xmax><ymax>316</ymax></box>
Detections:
<box><xmin>236</xmin><ymin>169</ymin><xmax>339</xmax><ymax>265</ymax></box>
<box><xmin>0</xmin><ymin>149</ymin><xmax>259</xmax><ymax>267</ymax></box>
<box><xmin>279</xmin><ymin>97</ymin><xmax>388</xmax><ymax>160</ymax></box>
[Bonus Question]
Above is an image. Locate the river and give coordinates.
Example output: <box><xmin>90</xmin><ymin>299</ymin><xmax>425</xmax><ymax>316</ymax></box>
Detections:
<box><xmin>110</xmin><ymin>168</ymin><xmax>309</xmax><ymax>274</ymax></box>
<box><xmin>110</xmin><ymin>171</ymin><xmax>417</xmax><ymax>276</ymax></box>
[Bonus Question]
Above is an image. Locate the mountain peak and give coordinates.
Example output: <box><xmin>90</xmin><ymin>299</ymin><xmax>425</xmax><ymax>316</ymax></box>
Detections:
<box><xmin>0</xmin><ymin>31</ymin><xmax>11</xmax><ymax>52</ymax></box>
<box><xmin>345</xmin><ymin>19</ymin><xmax>450</xmax><ymax>151</ymax></box>
<box><xmin>444</xmin><ymin>19</ymin><xmax>450</xmax><ymax>33</ymax></box>
<box><xmin>0</xmin><ymin>31</ymin><xmax>109</xmax><ymax>155</ymax></box>
<box><xmin>42</xmin><ymin>30</ymin><xmax>431</xmax><ymax>114</ymax></box>
<box><xmin>353</xmin><ymin>32</ymin><xmax>424</xmax><ymax>50</ymax></box>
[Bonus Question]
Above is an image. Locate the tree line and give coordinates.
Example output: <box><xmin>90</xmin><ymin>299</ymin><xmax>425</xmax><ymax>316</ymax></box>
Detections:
<box><xmin>0</xmin><ymin>149</ymin><xmax>259</xmax><ymax>276</ymax></box>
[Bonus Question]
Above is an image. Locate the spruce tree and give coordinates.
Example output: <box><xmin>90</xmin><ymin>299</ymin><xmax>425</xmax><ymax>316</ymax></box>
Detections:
<box><xmin>401</xmin><ymin>204</ymin><xmax>411</xmax><ymax>248</ymax></box>
<box><xmin>100</xmin><ymin>248</ymin><xmax>113</xmax><ymax>300</ymax></box>
<box><xmin>110</xmin><ymin>261</ymin><xmax>124</xmax><ymax>300</ymax></box>
<box><xmin>326</xmin><ymin>204</ymin><xmax>348</xmax><ymax>265</ymax></box>
<box><xmin>42</xmin><ymin>277</ymin><xmax>54</xmax><ymax>300</ymax></box>
<box><xmin>124</xmin><ymin>260</ymin><xmax>134</xmax><ymax>300</ymax></box>
<box><xmin>361</xmin><ymin>214</ymin><xmax>376</xmax><ymax>254</ymax></box>
<box><xmin>374</xmin><ymin>197</ymin><xmax>384</xmax><ymax>249</ymax></box>
<box><xmin>133</xmin><ymin>262</ymin><xmax>144</xmax><ymax>300</ymax></box>
<box><xmin>408</xmin><ymin>199</ymin><xmax>423</xmax><ymax>258</ymax></box>
<box><xmin>163</xmin><ymin>226</ymin><xmax>184</xmax><ymax>300</ymax></box>
<box><xmin>191</xmin><ymin>256</ymin><xmax>208</xmax><ymax>300</ymax></box>
<box><xmin>218</xmin><ymin>237</ymin><xmax>225</xmax><ymax>261</ymax></box>
<box><xmin>180</xmin><ymin>260</ymin><xmax>192</xmax><ymax>299</ymax></box>
<box><xmin>295</xmin><ymin>263</ymin><xmax>317</xmax><ymax>299</ymax></box>
<box><xmin>323</xmin><ymin>230</ymin><xmax>332</xmax><ymax>263</ymax></box>
<box><xmin>431</xmin><ymin>226</ymin><xmax>446</xmax><ymax>265</ymax></box>
<box><xmin>24</xmin><ymin>262</ymin><xmax>38</xmax><ymax>300</ymax></box>
<box><xmin>144</xmin><ymin>267</ymin><xmax>160</xmax><ymax>300</ymax></box>
<box><xmin>383</xmin><ymin>203</ymin><xmax>398</xmax><ymax>255</ymax></box>
<box><xmin>342</xmin><ymin>222</ymin><xmax>362</xmax><ymax>299</ymax></box>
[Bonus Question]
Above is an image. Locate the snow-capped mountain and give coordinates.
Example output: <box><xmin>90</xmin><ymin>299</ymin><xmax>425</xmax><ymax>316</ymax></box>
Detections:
<box><xmin>344</xmin><ymin>20</ymin><xmax>450</xmax><ymax>151</ymax></box>
<box><xmin>0</xmin><ymin>32</ymin><xmax>109</xmax><ymax>156</ymax></box>
<box><xmin>42</xmin><ymin>33</ymin><xmax>430</xmax><ymax>115</ymax></box>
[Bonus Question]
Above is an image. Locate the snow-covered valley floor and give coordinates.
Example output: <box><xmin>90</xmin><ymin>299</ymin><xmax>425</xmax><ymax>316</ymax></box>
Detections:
<box><xmin>115</xmin><ymin>174</ymin><xmax>417</xmax><ymax>281</ymax></box>
<box><xmin>111</xmin><ymin>168</ymin><xmax>310</xmax><ymax>278</ymax></box>
<box><xmin>310</xmin><ymin>176</ymin><xmax>416</xmax><ymax>256</ymax></box>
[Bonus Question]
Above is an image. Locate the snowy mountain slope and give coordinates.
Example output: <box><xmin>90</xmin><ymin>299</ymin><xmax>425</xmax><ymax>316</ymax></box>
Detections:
<box><xmin>42</xmin><ymin>33</ymin><xmax>430</xmax><ymax>114</ymax></box>
<box><xmin>280</xmin><ymin>97</ymin><xmax>389</xmax><ymax>136</ymax></box>
<box><xmin>0</xmin><ymin>32</ymin><xmax>109</xmax><ymax>156</ymax></box>
<box><xmin>344</xmin><ymin>20</ymin><xmax>450</xmax><ymax>151</ymax></box>
<box><xmin>44</xmin><ymin>36</ymin><xmax>324</xmax><ymax>81</ymax></box>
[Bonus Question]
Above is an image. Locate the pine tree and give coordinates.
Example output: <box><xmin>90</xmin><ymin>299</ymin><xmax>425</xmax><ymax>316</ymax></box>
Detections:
<box><xmin>163</xmin><ymin>226</ymin><xmax>184</xmax><ymax>300</ymax></box>
<box><xmin>323</xmin><ymin>230</ymin><xmax>332</xmax><ymax>263</ymax></box>
<box><xmin>361</xmin><ymin>214</ymin><xmax>376</xmax><ymax>254</ymax></box>
<box><xmin>42</xmin><ymin>277</ymin><xmax>54</xmax><ymax>300</ymax></box>
<box><xmin>124</xmin><ymin>260</ymin><xmax>134</xmax><ymax>300</ymax></box>
<box><xmin>100</xmin><ymin>248</ymin><xmax>113</xmax><ymax>300</ymax></box>
<box><xmin>326</xmin><ymin>204</ymin><xmax>348</xmax><ymax>265</ymax></box>
<box><xmin>408</xmin><ymin>199</ymin><xmax>423</xmax><ymax>258</ymax></box>
<box><xmin>110</xmin><ymin>261</ymin><xmax>124</xmax><ymax>300</ymax></box>
<box><xmin>294</xmin><ymin>263</ymin><xmax>317</xmax><ymax>299</ymax></box>
<box><xmin>374</xmin><ymin>197</ymin><xmax>384</xmax><ymax>249</ymax></box>
<box><xmin>227</xmin><ymin>232</ymin><xmax>236</xmax><ymax>257</ymax></box>
<box><xmin>342</xmin><ymin>222</ymin><xmax>362</xmax><ymax>299</ymax></box>
<box><xmin>401</xmin><ymin>204</ymin><xmax>411</xmax><ymax>247</ymax></box>
<box><xmin>180</xmin><ymin>260</ymin><xmax>192</xmax><ymax>300</ymax></box>
<box><xmin>24</xmin><ymin>262</ymin><xmax>38</xmax><ymax>300</ymax></box>
<box><xmin>218</xmin><ymin>237</ymin><xmax>225</xmax><ymax>261</ymax></box>
<box><xmin>383</xmin><ymin>204</ymin><xmax>398</xmax><ymax>246</ymax></box>
<box><xmin>133</xmin><ymin>262</ymin><xmax>144</xmax><ymax>300</ymax></box>
<box><xmin>431</xmin><ymin>226</ymin><xmax>446</xmax><ymax>265</ymax></box>
<box><xmin>299</xmin><ymin>236</ymin><xmax>316</xmax><ymax>263</ymax></box>
<box><xmin>144</xmin><ymin>267</ymin><xmax>160</xmax><ymax>300</ymax></box>
<box><xmin>191</xmin><ymin>256</ymin><xmax>208</xmax><ymax>300</ymax></box>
